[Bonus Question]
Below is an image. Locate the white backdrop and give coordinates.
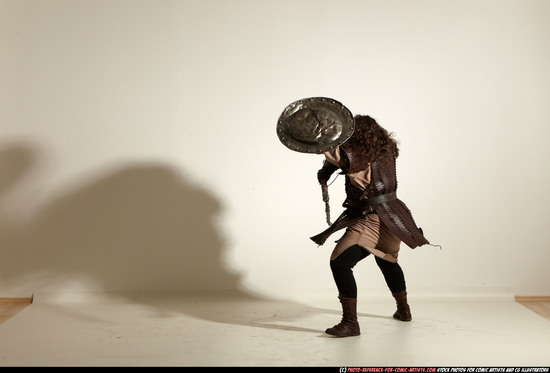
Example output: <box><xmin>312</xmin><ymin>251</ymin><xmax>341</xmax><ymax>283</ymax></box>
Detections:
<box><xmin>1</xmin><ymin>0</ymin><xmax>549</xmax><ymax>299</ymax></box>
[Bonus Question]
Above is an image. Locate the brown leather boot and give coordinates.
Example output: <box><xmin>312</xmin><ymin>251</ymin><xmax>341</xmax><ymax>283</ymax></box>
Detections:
<box><xmin>325</xmin><ymin>295</ymin><xmax>360</xmax><ymax>337</ymax></box>
<box><xmin>392</xmin><ymin>290</ymin><xmax>412</xmax><ymax>321</ymax></box>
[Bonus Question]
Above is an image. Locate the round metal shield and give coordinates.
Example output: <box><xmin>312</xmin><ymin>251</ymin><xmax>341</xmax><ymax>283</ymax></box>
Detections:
<box><xmin>277</xmin><ymin>97</ymin><xmax>355</xmax><ymax>154</ymax></box>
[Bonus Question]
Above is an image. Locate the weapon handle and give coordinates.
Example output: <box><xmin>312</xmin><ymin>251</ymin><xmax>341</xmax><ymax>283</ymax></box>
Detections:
<box><xmin>321</xmin><ymin>183</ymin><xmax>331</xmax><ymax>225</ymax></box>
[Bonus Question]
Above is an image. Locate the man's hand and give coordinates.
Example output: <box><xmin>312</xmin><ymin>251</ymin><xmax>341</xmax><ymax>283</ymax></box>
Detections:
<box><xmin>317</xmin><ymin>160</ymin><xmax>339</xmax><ymax>184</ymax></box>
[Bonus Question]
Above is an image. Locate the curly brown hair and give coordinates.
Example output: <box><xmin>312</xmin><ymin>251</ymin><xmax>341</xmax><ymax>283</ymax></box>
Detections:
<box><xmin>342</xmin><ymin>115</ymin><xmax>399</xmax><ymax>163</ymax></box>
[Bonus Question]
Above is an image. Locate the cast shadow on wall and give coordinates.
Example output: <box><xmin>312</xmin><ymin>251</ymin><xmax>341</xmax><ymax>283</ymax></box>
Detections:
<box><xmin>0</xmin><ymin>141</ymin><xmax>241</xmax><ymax>293</ymax></box>
<box><xmin>1</xmin><ymin>141</ymin><xmax>360</xmax><ymax>335</ymax></box>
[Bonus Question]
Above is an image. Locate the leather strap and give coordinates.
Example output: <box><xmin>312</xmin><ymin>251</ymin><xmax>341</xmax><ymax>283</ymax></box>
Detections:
<box><xmin>364</xmin><ymin>192</ymin><xmax>397</xmax><ymax>207</ymax></box>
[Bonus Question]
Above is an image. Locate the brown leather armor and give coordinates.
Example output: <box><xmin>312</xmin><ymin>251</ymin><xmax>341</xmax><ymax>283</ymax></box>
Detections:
<box><xmin>311</xmin><ymin>154</ymin><xmax>429</xmax><ymax>249</ymax></box>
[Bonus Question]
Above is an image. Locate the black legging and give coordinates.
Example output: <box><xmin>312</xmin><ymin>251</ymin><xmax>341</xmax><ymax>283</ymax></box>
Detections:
<box><xmin>330</xmin><ymin>244</ymin><xmax>406</xmax><ymax>298</ymax></box>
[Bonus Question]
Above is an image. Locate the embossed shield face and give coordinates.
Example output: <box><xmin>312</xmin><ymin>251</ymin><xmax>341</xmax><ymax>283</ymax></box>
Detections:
<box><xmin>277</xmin><ymin>97</ymin><xmax>355</xmax><ymax>154</ymax></box>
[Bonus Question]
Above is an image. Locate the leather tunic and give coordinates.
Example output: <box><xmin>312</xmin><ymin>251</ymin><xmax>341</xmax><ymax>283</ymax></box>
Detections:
<box><xmin>310</xmin><ymin>151</ymin><xmax>429</xmax><ymax>249</ymax></box>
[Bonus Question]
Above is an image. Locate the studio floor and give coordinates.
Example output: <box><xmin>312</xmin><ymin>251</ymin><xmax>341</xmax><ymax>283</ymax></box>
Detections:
<box><xmin>0</xmin><ymin>289</ymin><xmax>549</xmax><ymax>367</ymax></box>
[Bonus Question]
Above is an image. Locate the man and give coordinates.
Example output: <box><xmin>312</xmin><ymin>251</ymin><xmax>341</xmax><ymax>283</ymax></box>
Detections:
<box><xmin>278</xmin><ymin>97</ymin><xmax>430</xmax><ymax>337</ymax></box>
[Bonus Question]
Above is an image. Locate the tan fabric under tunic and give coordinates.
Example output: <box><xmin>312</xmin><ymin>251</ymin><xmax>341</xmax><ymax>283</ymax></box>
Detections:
<box><xmin>324</xmin><ymin>147</ymin><xmax>402</xmax><ymax>262</ymax></box>
<box><xmin>330</xmin><ymin>213</ymin><xmax>401</xmax><ymax>262</ymax></box>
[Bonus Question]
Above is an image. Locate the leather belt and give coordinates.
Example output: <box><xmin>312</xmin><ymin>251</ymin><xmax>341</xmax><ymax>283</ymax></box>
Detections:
<box><xmin>364</xmin><ymin>192</ymin><xmax>397</xmax><ymax>206</ymax></box>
